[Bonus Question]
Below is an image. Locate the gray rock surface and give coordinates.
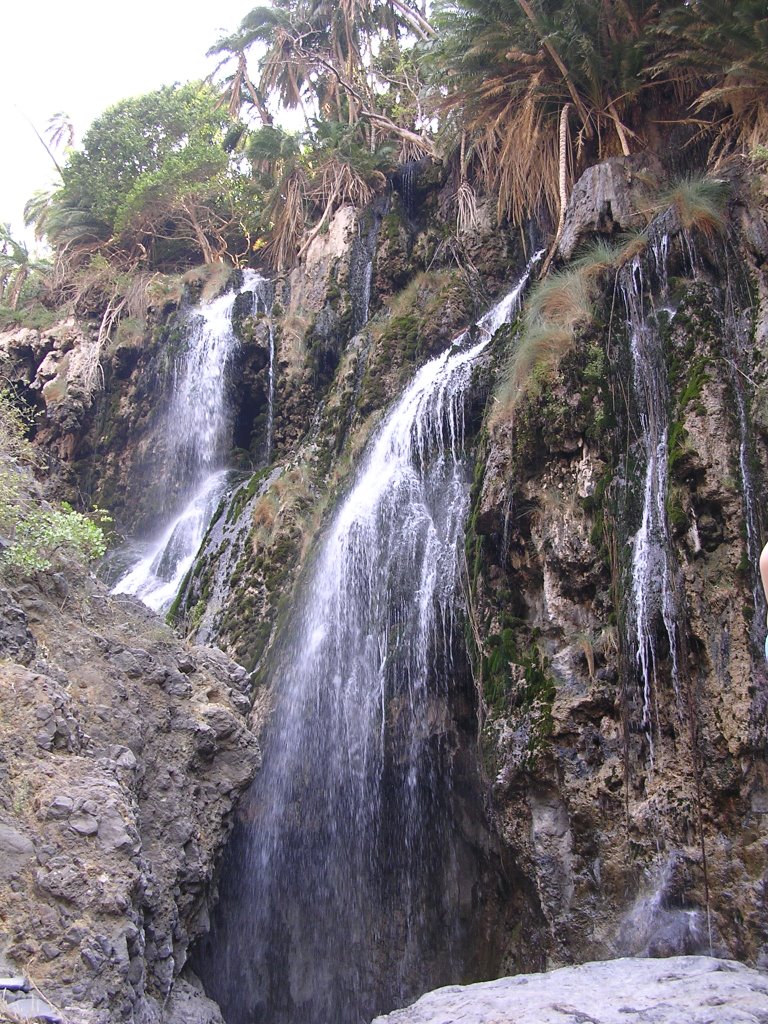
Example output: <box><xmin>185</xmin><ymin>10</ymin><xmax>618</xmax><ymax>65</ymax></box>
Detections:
<box><xmin>557</xmin><ymin>154</ymin><xmax>662</xmax><ymax>259</ymax></box>
<box><xmin>0</xmin><ymin>572</ymin><xmax>262</xmax><ymax>1024</ymax></box>
<box><xmin>371</xmin><ymin>957</ymin><xmax>768</xmax><ymax>1024</ymax></box>
<box><xmin>162</xmin><ymin>975</ymin><xmax>225</xmax><ymax>1024</ymax></box>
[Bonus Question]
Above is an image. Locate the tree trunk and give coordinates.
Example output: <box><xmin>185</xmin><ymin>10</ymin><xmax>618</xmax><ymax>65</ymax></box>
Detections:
<box><xmin>540</xmin><ymin>103</ymin><xmax>571</xmax><ymax>277</ymax></box>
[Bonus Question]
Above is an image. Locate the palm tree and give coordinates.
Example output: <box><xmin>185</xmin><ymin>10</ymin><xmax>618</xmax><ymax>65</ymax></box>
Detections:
<box><xmin>212</xmin><ymin>0</ymin><xmax>436</xmax><ymax>148</ymax></box>
<box><xmin>246</xmin><ymin>126</ymin><xmax>309</xmax><ymax>268</ymax></box>
<box><xmin>429</xmin><ymin>0</ymin><xmax>672</xmax><ymax>225</ymax></box>
<box><xmin>654</xmin><ymin>0</ymin><xmax>768</xmax><ymax>156</ymax></box>
<box><xmin>46</xmin><ymin>112</ymin><xmax>75</xmax><ymax>152</ymax></box>
<box><xmin>0</xmin><ymin>225</ymin><xmax>48</xmax><ymax>310</ymax></box>
<box><xmin>207</xmin><ymin>34</ymin><xmax>274</xmax><ymax>125</ymax></box>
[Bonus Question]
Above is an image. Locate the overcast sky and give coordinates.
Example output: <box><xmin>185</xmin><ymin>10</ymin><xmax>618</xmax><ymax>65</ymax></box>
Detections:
<box><xmin>0</xmin><ymin>0</ymin><xmax>254</xmax><ymax>246</ymax></box>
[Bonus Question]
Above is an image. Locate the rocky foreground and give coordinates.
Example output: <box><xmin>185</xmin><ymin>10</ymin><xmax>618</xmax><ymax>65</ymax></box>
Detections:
<box><xmin>0</xmin><ymin>569</ymin><xmax>262</xmax><ymax>1023</ymax></box>
<box><xmin>371</xmin><ymin>956</ymin><xmax>768</xmax><ymax>1024</ymax></box>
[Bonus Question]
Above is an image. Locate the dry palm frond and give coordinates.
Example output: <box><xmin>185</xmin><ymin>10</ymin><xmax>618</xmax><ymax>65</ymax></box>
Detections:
<box><xmin>266</xmin><ymin>169</ymin><xmax>307</xmax><ymax>271</ymax></box>
<box><xmin>124</xmin><ymin>270</ymin><xmax>160</xmax><ymax>320</ymax></box>
<box><xmin>397</xmin><ymin>138</ymin><xmax>431</xmax><ymax>164</ymax></box>
<box><xmin>470</xmin><ymin>69</ymin><xmax>562</xmax><ymax>227</ymax></box>
<box><xmin>297</xmin><ymin>156</ymin><xmax>374</xmax><ymax>261</ymax></box>
<box><xmin>307</xmin><ymin>156</ymin><xmax>374</xmax><ymax>210</ymax></box>
<box><xmin>455</xmin><ymin>180</ymin><xmax>479</xmax><ymax>235</ymax></box>
<box><xmin>700</xmin><ymin>82</ymin><xmax>768</xmax><ymax>161</ymax></box>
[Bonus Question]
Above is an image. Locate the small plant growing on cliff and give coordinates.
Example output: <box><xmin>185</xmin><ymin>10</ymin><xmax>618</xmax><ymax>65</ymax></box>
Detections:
<box><xmin>657</xmin><ymin>176</ymin><xmax>729</xmax><ymax>236</ymax></box>
<box><xmin>0</xmin><ymin>388</ymin><xmax>108</xmax><ymax>577</ymax></box>
<box><xmin>2</xmin><ymin>503</ymin><xmax>108</xmax><ymax>574</ymax></box>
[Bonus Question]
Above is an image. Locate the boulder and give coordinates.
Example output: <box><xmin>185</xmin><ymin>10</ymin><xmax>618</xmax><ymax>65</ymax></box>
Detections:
<box><xmin>371</xmin><ymin>957</ymin><xmax>768</xmax><ymax>1024</ymax></box>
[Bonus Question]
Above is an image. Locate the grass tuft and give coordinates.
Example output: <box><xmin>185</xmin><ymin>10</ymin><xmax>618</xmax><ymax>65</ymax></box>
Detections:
<box><xmin>657</xmin><ymin>175</ymin><xmax>729</xmax><ymax>237</ymax></box>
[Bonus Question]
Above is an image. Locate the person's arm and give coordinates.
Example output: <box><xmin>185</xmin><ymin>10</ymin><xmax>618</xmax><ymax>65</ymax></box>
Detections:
<box><xmin>760</xmin><ymin>542</ymin><xmax>768</xmax><ymax>630</ymax></box>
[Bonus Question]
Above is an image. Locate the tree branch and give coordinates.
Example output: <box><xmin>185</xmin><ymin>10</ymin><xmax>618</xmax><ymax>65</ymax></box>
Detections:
<box><xmin>300</xmin><ymin>49</ymin><xmax>436</xmax><ymax>156</ymax></box>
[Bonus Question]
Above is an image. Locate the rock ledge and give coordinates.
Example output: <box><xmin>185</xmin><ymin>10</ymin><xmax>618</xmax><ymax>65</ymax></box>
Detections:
<box><xmin>371</xmin><ymin>956</ymin><xmax>768</xmax><ymax>1024</ymax></box>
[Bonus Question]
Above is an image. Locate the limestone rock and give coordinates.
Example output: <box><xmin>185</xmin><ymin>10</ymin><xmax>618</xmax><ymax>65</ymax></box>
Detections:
<box><xmin>558</xmin><ymin>154</ymin><xmax>662</xmax><ymax>260</ymax></box>
<box><xmin>371</xmin><ymin>957</ymin><xmax>768</xmax><ymax>1024</ymax></box>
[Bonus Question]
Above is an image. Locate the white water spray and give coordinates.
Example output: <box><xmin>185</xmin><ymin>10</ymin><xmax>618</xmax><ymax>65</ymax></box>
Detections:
<box><xmin>113</xmin><ymin>271</ymin><xmax>269</xmax><ymax>611</ymax></box>
<box><xmin>195</xmin><ymin>256</ymin><xmax>542</xmax><ymax>1024</ymax></box>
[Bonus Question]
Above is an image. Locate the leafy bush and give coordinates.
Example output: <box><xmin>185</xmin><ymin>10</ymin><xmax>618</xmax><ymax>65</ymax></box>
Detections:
<box><xmin>1</xmin><ymin>501</ymin><xmax>107</xmax><ymax>574</ymax></box>
<box><xmin>0</xmin><ymin>389</ymin><xmax>108</xmax><ymax>577</ymax></box>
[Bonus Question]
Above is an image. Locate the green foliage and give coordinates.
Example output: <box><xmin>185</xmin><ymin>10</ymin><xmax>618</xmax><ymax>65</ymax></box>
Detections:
<box><xmin>0</xmin><ymin>389</ymin><xmax>108</xmax><ymax>577</ymax></box>
<box><xmin>240</xmin><ymin>119</ymin><xmax>395</xmax><ymax>268</ymax></box>
<box><xmin>0</xmin><ymin>224</ymin><xmax>50</xmax><ymax>312</ymax></box>
<box><xmin>62</xmin><ymin>83</ymin><xmax>226</xmax><ymax>229</ymax></box>
<box><xmin>2</xmin><ymin>503</ymin><xmax>107</xmax><ymax>574</ymax></box>
<box><xmin>428</xmin><ymin>0</ymin><xmax>768</xmax><ymax>227</ymax></box>
<box><xmin>654</xmin><ymin>0</ymin><xmax>768</xmax><ymax>157</ymax></box>
<box><xmin>481</xmin><ymin>624</ymin><xmax>556</xmax><ymax>765</ymax></box>
<box><xmin>429</xmin><ymin>0</ymin><xmax>668</xmax><ymax>223</ymax></box>
<box><xmin>29</xmin><ymin>83</ymin><xmax>257</xmax><ymax>270</ymax></box>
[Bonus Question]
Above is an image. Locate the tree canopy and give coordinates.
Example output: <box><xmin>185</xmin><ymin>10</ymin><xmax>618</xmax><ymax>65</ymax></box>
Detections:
<box><xmin>21</xmin><ymin>0</ymin><xmax>768</xmax><ymax>282</ymax></box>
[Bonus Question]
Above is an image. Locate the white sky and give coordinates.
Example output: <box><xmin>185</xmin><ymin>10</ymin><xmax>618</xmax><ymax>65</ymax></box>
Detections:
<box><xmin>0</xmin><ymin>0</ymin><xmax>255</xmax><ymax>246</ymax></box>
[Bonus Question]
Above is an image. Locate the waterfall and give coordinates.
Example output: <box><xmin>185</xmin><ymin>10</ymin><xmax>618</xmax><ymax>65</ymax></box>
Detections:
<box><xmin>111</xmin><ymin>471</ymin><xmax>229</xmax><ymax>612</ymax></box>
<box><xmin>112</xmin><ymin>270</ymin><xmax>268</xmax><ymax>612</ymax></box>
<box><xmin>265</xmin><ymin>317</ymin><xmax>276</xmax><ymax>463</ymax></box>
<box><xmin>349</xmin><ymin>199</ymin><xmax>386</xmax><ymax>333</ymax></box>
<box><xmin>723</xmin><ymin>276</ymin><xmax>764</xmax><ymax>647</ymax></box>
<box><xmin>620</xmin><ymin>248</ymin><xmax>680</xmax><ymax>765</ymax></box>
<box><xmin>399</xmin><ymin>162</ymin><xmax>418</xmax><ymax>216</ymax></box>
<box><xmin>247</xmin><ymin>274</ymin><xmax>277</xmax><ymax>464</ymax></box>
<box><xmin>194</xmin><ymin>258</ymin><xmax>541</xmax><ymax>1024</ymax></box>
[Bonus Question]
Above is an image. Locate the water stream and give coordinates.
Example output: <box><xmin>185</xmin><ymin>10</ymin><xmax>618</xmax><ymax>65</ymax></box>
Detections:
<box><xmin>112</xmin><ymin>270</ymin><xmax>268</xmax><ymax>611</ymax></box>
<box><xmin>723</xmin><ymin>272</ymin><xmax>764</xmax><ymax>647</ymax></box>
<box><xmin>249</xmin><ymin>275</ymin><xmax>277</xmax><ymax>464</ymax></box>
<box><xmin>194</xmin><ymin>259</ymin><xmax>541</xmax><ymax>1024</ymax></box>
<box><xmin>620</xmin><ymin>247</ymin><xmax>681</xmax><ymax>765</ymax></box>
<box><xmin>349</xmin><ymin>198</ymin><xmax>387</xmax><ymax>333</ymax></box>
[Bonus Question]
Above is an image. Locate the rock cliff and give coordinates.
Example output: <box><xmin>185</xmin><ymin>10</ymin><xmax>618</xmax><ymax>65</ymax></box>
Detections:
<box><xmin>2</xmin><ymin>155</ymin><xmax>768</xmax><ymax>1018</ymax></box>
<box><xmin>0</xmin><ymin>568</ymin><xmax>261</xmax><ymax>1023</ymax></box>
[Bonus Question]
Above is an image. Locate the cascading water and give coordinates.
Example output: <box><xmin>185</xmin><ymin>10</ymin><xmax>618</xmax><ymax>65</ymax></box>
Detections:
<box><xmin>723</xmin><ymin>273</ymin><xmax>765</xmax><ymax>647</ymax></box>
<box><xmin>398</xmin><ymin>161</ymin><xmax>418</xmax><ymax>217</ymax></box>
<box><xmin>113</xmin><ymin>270</ymin><xmax>268</xmax><ymax>611</ymax></box>
<box><xmin>620</xmin><ymin>246</ymin><xmax>681</xmax><ymax>764</ymax></box>
<box><xmin>349</xmin><ymin>198</ymin><xmax>387</xmax><ymax>333</ymax></box>
<box><xmin>194</xmin><ymin>258</ymin><xmax>541</xmax><ymax>1024</ymax></box>
<box><xmin>248</xmin><ymin>275</ymin><xmax>277</xmax><ymax>464</ymax></box>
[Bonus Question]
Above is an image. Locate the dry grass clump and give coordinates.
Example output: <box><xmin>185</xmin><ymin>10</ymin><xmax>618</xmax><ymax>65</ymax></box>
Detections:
<box><xmin>488</xmin><ymin>173</ymin><xmax>727</xmax><ymax>430</ymax></box>
<box><xmin>489</xmin><ymin>263</ymin><xmax>598</xmax><ymax>428</ymax></box>
<box><xmin>251</xmin><ymin>462</ymin><xmax>315</xmax><ymax>555</ymax></box>
<box><xmin>656</xmin><ymin>175</ymin><xmax>729</xmax><ymax>236</ymax></box>
<box><xmin>488</xmin><ymin>231</ymin><xmax>649</xmax><ymax>428</ymax></box>
<box><xmin>279</xmin><ymin>311</ymin><xmax>312</xmax><ymax>369</ymax></box>
<box><xmin>182</xmin><ymin>263</ymin><xmax>232</xmax><ymax>304</ymax></box>
<box><xmin>252</xmin><ymin>492</ymin><xmax>278</xmax><ymax>535</ymax></box>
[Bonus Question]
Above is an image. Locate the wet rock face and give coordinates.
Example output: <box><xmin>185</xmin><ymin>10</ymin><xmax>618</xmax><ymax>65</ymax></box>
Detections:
<box><xmin>471</xmin><ymin>207</ymin><xmax>768</xmax><ymax>968</ymax></box>
<box><xmin>0</xmin><ymin>575</ymin><xmax>261</xmax><ymax>1024</ymax></box>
